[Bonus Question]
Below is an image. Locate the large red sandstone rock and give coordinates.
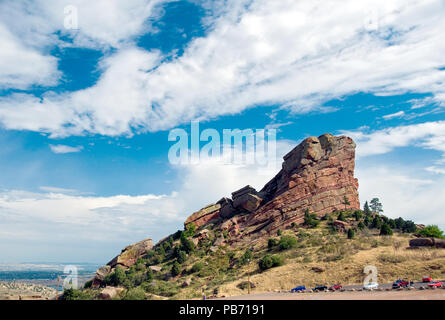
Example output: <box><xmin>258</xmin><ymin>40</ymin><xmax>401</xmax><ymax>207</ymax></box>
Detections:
<box><xmin>185</xmin><ymin>134</ymin><xmax>360</xmax><ymax>241</ymax></box>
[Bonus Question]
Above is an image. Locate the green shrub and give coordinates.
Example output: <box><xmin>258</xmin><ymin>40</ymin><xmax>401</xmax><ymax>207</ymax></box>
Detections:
<box><xmin>238</xmin><ymin>249</ymin><xmax>253</xmax><ymax>266</ymax></box>
<box><xmin>124</xmin><ymin>288</ymin><xmax>146</xmax><ymax>300</ymax></box>
<box><xmin>353</xmin><ymin>210</ymin><xmax>363</xmax><ymax>221</ymax></box>
<box><xmin>358</xmin><ymin>221</ymin><xmax>365</xmax><ymax>230</ymax></box>
<box><xmin>278</xmin><ymin>235</ymin><xmax>297</xmax><ymax>250</ymax></box>
<box><xmin>277</xmin><ymin>229</ymin><xmax>282</xmax><ymax>236</ymax></box>
<box><xmin>402</xmin><ymin>220</ymin><xmax>417</xmax><ymax>233</ymax></box>
<box><xmin>83</xmin><ymin>280</ymin><xmax>93</xmax><ymax>289</ymax></box>
<box><xmin>191</xmin><ymin>262</ymin><xmax>205</xmax><ymax>273</ymax></box>
<box><xmin>171</xmin><ymin>261</ymin><xmax>181</xmax><ymax>276</ymax></box>
<box><xmin>180</xmin><ymin>236</ymin><xmax>196</xmax><ymax>253</ymax></box>
<box><xmin>337</xmin><ymin>211</ymin><xmax>345</xmax><ymax>221</ymax></box>
<box><xmin>304</xmin><ymin>209</ymin><xmax>319</xmax><ymax>228</ymax></box>
<box><xmin>418</xmin><ymin>225</ymin><xmax>444</xmax><ymax>238</ymax></box>
<box><xmin>380</xmin><ymin>223</ymin><xmax>393</xmax><ymax>236</ymax></box>
<box><xmin>371</xmin><ymin>216</ymin><xmax>383</xmax><ymax>229</ymax></box>
<box><xmin>347</xmin><ymin>229</ymin><xmax>355</xmax><ymax>239</ymax></box>
<box><xmin>258</xmin><ymin>254</ymin><xmax>284</xmax><ymax>271</ymax></box>
<box><xmin>104</xmin><ymin>265</ymin><xmax>127</xmax><ymax>286</ymax></box>
<box><xmin>177</xmin><ymin>250</ymin><xmax>187</xmax><ymax>264</ymax></box>
<box><xmin>268</xmin><ymin>238</ymin><xmax>278</xmax><ymax>249</ymax></box>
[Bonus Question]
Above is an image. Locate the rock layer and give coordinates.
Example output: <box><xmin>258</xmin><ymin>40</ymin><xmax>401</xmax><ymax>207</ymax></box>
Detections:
<box><xmin>185</xmin><ymin>134</ymin><xmax>360</xmax><ymax>241</ymax></box>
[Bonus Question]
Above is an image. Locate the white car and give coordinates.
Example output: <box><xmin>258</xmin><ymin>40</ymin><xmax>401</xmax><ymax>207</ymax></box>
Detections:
<box><xmin>363</xmin><ymin>282</ymin><xmax>379</xmax><ymax>290</ymax></box>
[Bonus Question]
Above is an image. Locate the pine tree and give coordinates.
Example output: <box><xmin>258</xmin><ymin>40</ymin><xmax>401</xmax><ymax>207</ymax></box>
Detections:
<box><xmin>370</xmin><ymin>198</ymin><xmax>383</xmax><ymax>214</ymax></box>
<box><xmin>363</xmin><ymin>201</ymin><xmax>371</xmax><ymax>215</ymax></box>
<box><xmin>343</xmin><ymin>196</ymin><xmax>351</xmax><ymax>211</ymax></box>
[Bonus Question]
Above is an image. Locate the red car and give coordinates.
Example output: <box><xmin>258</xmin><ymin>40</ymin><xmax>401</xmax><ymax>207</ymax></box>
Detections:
<box><xmin>423</xmin><ymin>276</ymin><xmax>433</xmax><ymax>283</ymax></box>
<box><xmin>428</xmin><ymin>281</ymin><xmax>443</xmax><ymax>288</ymax></box>
<box><xmin>392</xmin><ymin>279</ymin><xmax>412</xmax><ymax>289</ymax></box>
<box><xmin>329</xmin><ymin>284</ymin><xmax>342</xmax><ymax>291</ymax></box>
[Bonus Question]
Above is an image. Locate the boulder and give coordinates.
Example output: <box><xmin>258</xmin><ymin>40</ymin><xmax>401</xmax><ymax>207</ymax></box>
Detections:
<box><xmin>182</xmin><ymin>278</ymin><xmax>192</xmax><ymax>287</ymax></box>
<box><xmin>95</xmin><ymin>265</ymin><xmax>111</xmax><ymax>281</ymax></box>
<box><xmin>333</xmin><ymin>220</ymin><xmax>349</xmax><ymax>233</ymax></box>
<box><xmin>214</xmin><ymin>235</ymin><xmax>225</xmax><ymax>247</ymax></box>
<box><xmin>409</xmin><ymin>238</ymin><xmax>434</xmax><ymax>247</ymax></box>
<box><xmin>149</xmin><ymin>266</ymin><xmax>162</xmax><ymax>273</ymax></box>
<box><xmin>434</xmin><ymin>238</ymin><xmax>445</xmax><ymax>248</ymax></box>
<box><xmin>98</xmin><ymin>286</ymin><xmax>124</xmax><ymax>300</ymax></box>
<box><xmin>232</xmin><ymin>186</ymin><xmax>262</xmax><ymax>212</ymax></box>
<box><xmin>218</xmin><ymin>197</ymin><xmax>237</xmax><ymax>218</ymax></box>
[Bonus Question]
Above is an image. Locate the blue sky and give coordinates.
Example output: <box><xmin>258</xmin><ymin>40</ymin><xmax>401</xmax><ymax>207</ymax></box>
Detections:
<box><xmin>1</xmin><ymin>0</ymin><xmax>445</xmax><ymax>264</ymax></box>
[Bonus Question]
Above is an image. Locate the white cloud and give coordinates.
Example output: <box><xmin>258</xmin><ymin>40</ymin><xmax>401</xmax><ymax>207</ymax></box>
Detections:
<box><xmin>0</xmin><ymin>23</ymin><xmax>60</xmax><ymax>90</ymax></box>
<box><xmin>2</xmin><ymin>0</ymin><xmax>445</xmax><ymax>136</ymax></box>
<box><xmin>382</xmin><ymin>110</ymin><xmax>405</xmax><ymax>120</ymax></box>
<box><xmin>0</xmin><ymin>0</ymin><xmax>167</xmax><ymax>90</ymax></box>
<box><xmin>342</xmin><ymin>121</ymin><xmax>445</xmax><ymax>158</ymax></box>
<box><xmin>49</xmin><ymin>144</ymin><xmax>83</xmax><ymax>154</ymax></box>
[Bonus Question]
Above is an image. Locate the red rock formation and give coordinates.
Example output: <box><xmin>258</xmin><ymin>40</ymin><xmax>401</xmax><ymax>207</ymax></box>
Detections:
<box><xmin>185</xmin><ymin>133</ymin><xmax>360</xmax><ymax>241</ymax></box>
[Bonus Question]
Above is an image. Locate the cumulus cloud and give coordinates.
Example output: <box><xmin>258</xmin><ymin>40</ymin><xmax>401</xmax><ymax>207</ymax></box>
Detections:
<box><xmin>1</xmin><ymin>0</ymin><xmax>445</xmax><ymax>136</ymax></box>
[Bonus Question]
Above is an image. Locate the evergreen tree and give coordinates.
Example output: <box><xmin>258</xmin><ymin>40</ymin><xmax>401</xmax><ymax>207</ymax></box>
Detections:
<box><xmin>358</xmin><ymin>221</ymin><xmax>365</xmax><ymax>230</ymax></box>
<box><xmin>364</xmin><ymin>215</ymin><xmax>371</xmax><ymax>227</ymax></box>
<box><xmin>371</xmin><ymin>216</ymin><xmax>383</xmax><ymax>229</ymax></box>
<box><xmin>370</xmin><ymin>198</ymin><xmax>383</xmax><ymax>214</ymax></box>
<box><xmin>363</xmin><ymin>201</ymin><xmax>371</xmax><ymax>215</ymax></box>
<box><xmin>343</xmin><ymin>196</ymin><xmax>351</xmax><ymax>211</ymax></box>
<box><xmin>353</xmin><ymin>210</ymin><xmax>363</xmax><ymax>221</ymax></box>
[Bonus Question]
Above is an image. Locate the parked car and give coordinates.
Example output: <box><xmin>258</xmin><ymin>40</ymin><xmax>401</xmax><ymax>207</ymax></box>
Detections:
<box><xmin>313</xmin><ymin>285</ymin><xmax>328</xmax><ymax>292</ymax></box>
<box><xmin>422</xmin><ymin>276</ymin><xmax>433</xmax><ymax>283</ymax></box>
<box><xmin>364</xmin><ymin>282</ymin><xmax>379</xmax><ymax>290</ymax></box>
<box><xmin>329</xmin><ymin>284</ymin><xmax>343</xmax><ymax>291</ymax></box>
<box><xmin>392</xmin><ymin>279</ymin><xmax>413</xmax><ymax>289</ymax></box>
<box><xmin>428</xmin><ymin>281</ymin><xmax>443</xmax><ymax>288</ymax></box>
<box><xmin>291</xmin><ymin>285</ymin><xmax>306</xmax><ymax>292</ymax></box>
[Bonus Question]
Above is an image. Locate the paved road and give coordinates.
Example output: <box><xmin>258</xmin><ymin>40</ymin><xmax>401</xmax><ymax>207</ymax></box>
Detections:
<box><xmin>293</xmin><ymin>279</ymin><xmax>445</xmax><ymax>292</ymax></box>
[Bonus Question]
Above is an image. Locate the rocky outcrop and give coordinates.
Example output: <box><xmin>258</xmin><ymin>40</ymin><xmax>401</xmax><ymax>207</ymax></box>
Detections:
<box><xmin>184</xmin><ymin>204</ymin><xmax>221</xmax><ymax>228</ymax></box>
<box><xmin>108</xmin><ymin>238</ymin><xmax>154</xmax><ymax>268</ymax></box>
<box><xmin>184</xmin><ymin>133</ymin><xmax>360</xmax><ymax>241</ymax></box>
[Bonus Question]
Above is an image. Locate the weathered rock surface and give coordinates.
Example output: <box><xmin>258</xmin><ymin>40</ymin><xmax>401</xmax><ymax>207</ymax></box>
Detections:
<box><xmin>108</xmin><ymin>238</ymin><xmax>154</xmax><ymax>268</ymax></box>
<box><xmin>184</xmin><ymin>204</ymin><xmax>221</xmax><ymax>228</ymax></box>
<box><xmin>184</xmin><ymin>134</ymin><xmax>360</xmax><ymax>240</ymax></box>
